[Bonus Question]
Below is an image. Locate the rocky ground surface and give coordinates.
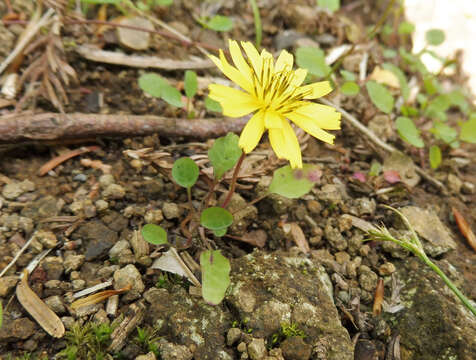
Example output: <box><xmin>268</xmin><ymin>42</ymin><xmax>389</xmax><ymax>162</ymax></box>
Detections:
<box><xmin>0</xmin><ymin>0</ymin><xmax>475</xmax><ymax>359</ymax></box>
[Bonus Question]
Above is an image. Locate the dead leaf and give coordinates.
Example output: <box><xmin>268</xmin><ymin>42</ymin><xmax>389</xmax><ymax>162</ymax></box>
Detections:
<box><xmin>369</xmin><ymin>66</ymin><xmax>400</xmax><ymax>88</ymax></box>
<box><xmin>290</xmin><ymin>223</ymin><xmax>310</xmax><ymax>254</ymax></box>
<box><xmin>38</xmin><ymin>146</ymin><xmax>100</xmax><ymax>176</ymax></box>
<box><xmin>16</xmin><ymin>270</ymin><xmax>65</xmax><ymax>338</ymax></box>
<box><xmin>151</xmin><ymin>248</ymin><xmax>201</xmax><ymax>287</ymax></box>
<box><xmin>452</xmin><ymin>207</ymin><xmax>476</xmax><ymax>253</ymax></box>
<box><xmin>71</xmin><ymin>285</ymin><xmax>131</xmax><ymax>310</ymax></box>
<box><xmin>373</xmin><ymin>278</ymin><xmax>384</xmax><ymax>316</ymax></box>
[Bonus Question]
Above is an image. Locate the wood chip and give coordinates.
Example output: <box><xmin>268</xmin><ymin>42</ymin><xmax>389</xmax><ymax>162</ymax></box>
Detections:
<box><xmin>108</xmin><ymin>301</ymin><xmax>146</xmax><ymax>352</ymax></box>
<box><xmin>16</xmin><ymin>270</ymin><xmax>65</xmax><ymax>338</ymax></box>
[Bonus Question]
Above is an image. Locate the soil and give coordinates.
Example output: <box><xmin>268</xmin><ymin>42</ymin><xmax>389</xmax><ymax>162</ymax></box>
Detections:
<box><xmin>0</xmin><ymin>1</ymin><xmax>475</xmax><ymax>360</ymax></box>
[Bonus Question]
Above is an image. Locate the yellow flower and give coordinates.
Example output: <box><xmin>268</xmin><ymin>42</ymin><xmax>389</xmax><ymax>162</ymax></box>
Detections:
<box><xmin>208</xmin><ymin>40</ymin><xmax>341</xmax><ymax>169</ymax></box>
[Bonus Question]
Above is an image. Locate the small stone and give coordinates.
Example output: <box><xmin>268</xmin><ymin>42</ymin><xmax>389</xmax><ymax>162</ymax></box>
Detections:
<box><xmin>72</xmin><ymin>279</ymin><xmax>86</xmax><ymax>291</ymax></box>
<box><xmin>73</xmin><ymin>173</ymin><xmax>87</xmax><ymax>182</ymax></box>
<box><xmin>2</xmin><ymin>182</ymin><xmax>24</xmax><ymax>200</ymax></box>
<box><xmin>237</xmin><ymin>342</ymin><xmax>248</xmax><ymax>352</ymax></box>
<box><xmin>346</xmin><ymin>257</ymin><xmax>362</xmax><ymax>278</ymax></box>
<box><xmin>368</xmin><ymin>115</ymin><xmax>393</xmax><ymax>142</ymax></box>
<box><xmin>0</xmin><ymin>275</ymin><xmax>18</xmax><ymax>297</ymax></box>
<box><xmin>102</xmin><ymin>184</ymin><xmax>126</xmax><ymax>200</ymax></box>
<box><xmin>162</xmin><ymin>202</ymin><xmax>182</xmax><ymax>220</ymax></box>
<box><xmin>248</xmin><ymin>338</ymin><xmax>267</xmax><ymax>360</ymax></box>
<box><xmin>359</xmin><ymin>269</ymin><xmax>378</xmax><ymax>292</ymax></box>
<box><xmin>109</xmin><ymin>239</ymin><xmax>131</xmax><ymax>258</ymax></box>
<box><xmin>295</xmin><ymin>37</ymin><xmax>320</xmax><ymax>49</ymax></box>
<box><xmin>117</xmin><ymin>17</ymin><xmax>154</xmax><ymax>51</ymax></box>
<box><xmin>335</xmin><ymin>251</ymin><xmax>350</xmax><ymax>265</ymax></box>
<box><xmin>114</xmin><ymin>264</ymin><xmax>145</xmax><ymax>299</ymax></box>
<box><xmin>461</xmin><ymin>181</ymin><xmax>475</xmax><ymax>194</ymax></box>
<box><xmin>281</xmin><ymin>336</ymin><xmax>312</xmax><ymax>360</ymax></box>
<box><xmin>93</xmin><ymin>309</ymin><xmax>109</xmax><ymax>324</ymax></box>
<box><xmin>310</xmin><ymin>249</ymin><xmax>335</xmax><ymax>270</ymax></box>
<box><xmin>157</xmin><ymin>339</ymin><xmax>193</xmax><ymax>360</ymax></box>
<box><xmin>42</xmin><ymin>256</ymin><xmax>64</xmax><ymax>280</ymax></box>
<box><xmin>44</xmin><ymin>295</ymin><xmax>66</xmax><ymax>314</ymax></box>
<box><xmin>447</xmin><ymin>174</ymin><xmax>463</xmax><ymax>194</ymax></box>
<box><xmin>32</xmin><ymin>230</ymin><xmax>57</xmax><ymax>249</ymax></box>
<box><xmin>95</xmin><ymin>199</ymin><xmax>109</xmax><ymax>211</ymax></box>
<box><xmin>99</xmin><ymin>174</ymin><xmax>115</xmax><ymax>188</ymax></box>
<box><xmin>64</xmin><ymin>254</ymin><xmax>85</xmax><ymax>272</ymax></box>
<box><xmin>324</xmin><ymin>221</ymin><xmax>347</xmax><ymax>251</ymax></box>
<box><xmin>61</xmin><ymin>316</ymin><xmax>76</xmax><ymax>329</ymax></box>
<box><xmin>136</xmin><ymin>352</ymin><xmax>157</xmax><ymax>360</ymax></box>
<box><xmin>144</xmin><ymin>209</ymin><xmax>164</xmax><ymax>224</ymax></box>
<box><xmin>355</xmin><ymin>197</ymin><xmax>376</xmax><ymax>216</ymax></box>
<box><xmin>378</xmin><ymin>262</ymin><xmax>396</xmax><ymax>276</ymax></box>
<box><xmin>317</xmin><ymin>184</ymin><xmax>346</xmax><ymax>204</ymax></box>
<box><xmin>0</xmin><ymin>318</ymin><xmax>36</xmax><ymax>341</ymax></box>
<box><xmin>227</xmin><ymin>328</ymin><xmax>242</xmax><ymax>346</ymax></box>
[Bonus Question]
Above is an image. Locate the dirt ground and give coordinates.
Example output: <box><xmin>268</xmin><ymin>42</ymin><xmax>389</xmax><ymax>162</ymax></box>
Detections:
<box><xmin>0</xmin><ymin>1</ymin><xmax>475</xmax><ymax>359</ymax></box>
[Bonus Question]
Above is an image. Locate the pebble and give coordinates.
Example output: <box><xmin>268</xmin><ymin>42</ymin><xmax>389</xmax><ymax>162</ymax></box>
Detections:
<box><xmin>162</xmin><ymin>202</ymin><xmax>182</xmax><ymax>220</ymax></box>
<box><xmin>32</xmin><ymin>230</ymin><xmax>58</xmax><ymax>249</ymax></box>
<box><xmin>114</xmin><ymin>264</ymin><xmax>145</xmax><ymax>298</ymax></box>
<box><xmin>102</xmin><ymin>184</ymin><xmax>126</xmax><ymax>200</ymax></box>
<box><xmin>1</xmin><ymin>180</ymin><xmax>35</xmax><ymax>200</ymax></box>
<box><xmin>335</xmin><ymin>251</ymin><xmax>350</xmax><ymax>265</ymax></box>
<box><xmin>72</xmin><ymin>279</ymin><xmax>86</xmax><ymax>291</ymax></box>
<box><xmin>117</xmin><ymin>17</ymin><xmax>154</xmax><ymax>51</ymax></box>
<box><xmin>237</xmin><ymin>342</ymin><xmax>247</xmax><ymax>352</ymax></box>
<box><xmin>0</xmin><ymin>275</ymin><xmax>18</xmax><ymax>297</ymax></box>
<box><xmin>281</xmin><ymin>336</ymin><xmax>312</xmax><ymax>360</ymax></box>
<box><xmin>99</xmin><ymin>174</ymin><xmax>115</xmax><ymax>188</ymax></box>
<box><xmin>227</xmin><ymin>328</ymin><xmax>242</xmax><ymax>346</ymax></box>
<box><xmin>95</xmin><ymin>199</ymin><xmax>109</xmax><ymax>211</ymax></box>
<box><xmin>359</xmin><ymin>268</ymin><xmax>378</xmax><ymax>292</ymax></box>
<box><xmin>73</xmin><ymin>173</ymin><xmax>87</xmax><ymax>182</ymax></box>
<box><xmin>64</xmin><ymin>254</ymin><xmax>85</xmax><ymax>272</ymax></box>
<box><xmin>136</xmin><ymin>352</ymin><xmax>157</xmax><ymax>360</ymax></box>
<box><xmin>42</xmin><ymin>256</ymin><xmax>64</xmax><ymax>280</ymax></box>
<box><xmin>109</xmin><ymin>239</ymin><xmax>131</xmax><ymax>258</ymax></box>
<box><xmin>44</xmin><ymin>295</ymin><xmax>66</xmax><ymax>314</ymax></box>
<box><xmin>0</xmin><ymin>318</ymin><xmax>36</xmax><ymax>341</ymax></box>
<box><xmin>447</xmin><ymin>174</ymin><xmax>463</xmax><ymax>194</ymax></box>
<box><xmin>378</xmin><ymin>262</ymin><xmax>396</xmax><ymax>276</ymax></box>
<box><xmin>247</xmin><ymin>338</ymin><xmax>267</xmax><ymax>360</ymax></box>
<box><xmin>144</xmin><ymin>209</ymin><xmax>164</xmax><ymax>224</ymax></box>
<box><xmin>461</xmin><ymin>181</ymin><xmax>475</xmax><ymax>194</ymax></box>
<box><xmin>157</xmin><ymin>339</ymin><xmax>193</xmax><ymax>360</ymax></box>
<box><xmin>324</xmin><ymin>221</ymin><xmax>347</xmax><ymax>251</ymax></box>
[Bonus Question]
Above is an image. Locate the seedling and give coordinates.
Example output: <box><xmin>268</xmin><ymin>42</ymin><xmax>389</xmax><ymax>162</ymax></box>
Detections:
<box><xmin>367</xmin><ymin>206</ymin><xmax>476</xmax><ymax>317</ymax></box>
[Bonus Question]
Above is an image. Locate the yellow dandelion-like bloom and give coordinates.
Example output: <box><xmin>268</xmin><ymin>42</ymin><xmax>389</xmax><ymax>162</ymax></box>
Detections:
<box><xmin>208</xmin><ymin>40</ymin><xmax>341</xmax><ymax>169</ymax></box>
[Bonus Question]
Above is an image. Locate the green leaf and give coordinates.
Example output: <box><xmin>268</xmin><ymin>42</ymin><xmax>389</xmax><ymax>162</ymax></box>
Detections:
<box><xmin>138</xmin><ymin>73</ymin><xmax>163</xmax><ymax>98</ymax></box>
<box><xmin>156</xmin><ymin>0</ymin><xmax>173</xmax><ymax>5</ymax></box>
<box><xmin>340</xmin><ymin>70</ymin><xmax>356</xmax><ymax>81</ymax></box>
<box><xmin>317</xmin><ymin>0</ymin><xmax>340</xmax><ymax>13</ymax></box>
<box><xmin>382</xmin><ymin>48</ymin><xmax>397</xmax><ymax>58</ymax></box>
<box><xmin>399</xmin><ymin>47</ymin><xmax>428</xmax><ymax>75</ymax></box>
<box><xmin>205</xmin><ymin>96</ymin><xmax>222</xmax><ymax>112</ymax></box>
<box><xmin>369</xmin><ymin>161</ymin><xmax>382</xmax><ymax>177</ymax></box>
<box><xmin>200</xmin><ymin>250</ymin><xmax>230</xmax><ymax>305</ymax></box>
<box><xmin>366</xmin><ymin>81</ymin><xmax>394</xmax><ymax>114</ymax></box>
<box><xmin>460</xmin><ymin>116</ymin><xmax>476</xmax><ymax>144</ymax></box>
<box><xmin>426</xmin><ymin>29</ymin><xmax>445</xmax><ymax>46</ymax></box>
<box><xmin>206</xmin><ymin>15</ymin><xmax>233</xmax><ymax>32</ymax></box>
<box><xmin>201</xmin><ymin>207</ymin><xmax>233</xmax><ymax>231</ymax></box>
<box><xmin>425</xmin><ymin>94</ymin><xmax>450</xmax><ymax>121</ymax></box>
<box><xmin>400</xmin><ymin>105</ymin><xmax>419</xmax><ymax>117</ymax></box>
<box><xmin>172</xmin><ymin>157</ymin><xmax>199</xmax><ymax>188</ymax></box>
<box><xmin>208</xmin><ymin>133</ymin><xmax>242</xmax><ymax>180</ymax></box>
<box><xmin>423</xmin><ymin>76</ymin><xmax>440</xmax><ymax>95</ymax></box>
<box><xmin>395</xmin><ymin>116</ymin><xmax>424</xmax><ymax>148</ymax></box>
<box><xmin>161</xmin><ymin>83</ymin><xmax>184</xmax><ymax>107</ymax></box>
<box><xmin>184</xmin><ymin>70</ymin><xmax>198</xmax><ymax>99</ymax></box>
<box><xmin>429</xmin><ymin>145</ymin><xmax>442</xmax><ymax>169</ymax></box>
<box><xmin>341</xmin><ymin>81</ymin><xmax>360</xmax><ymax>96</ymax></box>
<box><xmin>382</xmin><ymin>63</ymin><xmax>409</xmax><ymax>101</ymax></box>
<box><xmin>295</xmin><ymin>47</ymin><xmax>331</xmax><ymax>78</ymax></box>
<box><xmin>447</xmin><ymin>90</ymin><xmax>469</xmax><ymax>114</ymax></box>
<box><xmin>269</xmin><ymin>164</ymin><xmax>321</xmax><ymax>199</ymax></box>
<box><xmin>141</xmin><ymin>224</ymin><xmax>168</xmax><ymax>245</ymax></box>
<box><xmin>398</xmin><ymin>21</ymin><xmax>415</xmax><ymax>35</ymax></box>
<box><xmin>213</xmin><ymin>228</ymin><xmax>227</xmax><ymax>237</ymax></box>
<box><xmin>430</xmin><ymin>121</ymin><xmax>458</xmax><ymax>145</ymax></box>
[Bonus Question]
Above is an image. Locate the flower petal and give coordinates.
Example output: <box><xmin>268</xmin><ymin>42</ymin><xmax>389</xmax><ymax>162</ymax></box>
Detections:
<box><xmin>228</xmin><ymin>40</ymin><xmax>252</xmax><ymax>79</ymax></box>
<box><xmin>298</xmin><ymin>81</ymin><xmax>333</xmax><ymax>99</ymax></box>
<box><xmin>239</xmin><ymin>110</ymin><xmax>265</xmax><ymax>153</ymax></box>
<box><xmin>268</xmin><ymin>128</ymin><xmax>287</xmax><ymax>159</ymax></box>
<box><xmin>241</xmin><ymin>41</ymin><xmax>262</xmax><ymax>77</ymax></box>
<box><xmin>264</xmin><ymin>110</ymin><xmax>284</xmax><ymax>129</ymax></box>
<box><xmin>209</xmin><ymin>84</ymin><xmax>260</xmax><ymax>117</ymax></box>
<box><xmin>290</xmin><ymin>103</ymin><xmax>341</xmax><ymax>129</ymax></box>
<box><xmin>209</xmin><ymin>50</ymin><xmax>253</xmax><ymax>93</ymax></box>
<box><xmin>281</xmin><ymin>120</ymin><xmax>302</xmax><ymax>168</ymax></box>
<box><xmin>275</xmin><ymin>49</ymin><xmax>293</xmax><ymax>73</ymax></box>
<box><xmin>287</xmin><ymin>108</ymin><xmax>338</xmax><ymax>144</ymax></box>
<box><xmin>291</xmin><ymin>68</ymin><xmax>308</xmax><ymax>87</ymax></box>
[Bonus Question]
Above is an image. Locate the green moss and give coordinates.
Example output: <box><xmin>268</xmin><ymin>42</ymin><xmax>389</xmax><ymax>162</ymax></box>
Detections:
<box><xmin>270</xmin><ymin>322</ymin><xmax>306</xmax><ymax>347</ymax></box>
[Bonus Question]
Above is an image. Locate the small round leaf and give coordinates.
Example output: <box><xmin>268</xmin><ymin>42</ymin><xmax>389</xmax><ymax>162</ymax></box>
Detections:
<box><xmin>172</xmin><ymin>157</ymin><xmax>199</xmax><ymax>188</ymax></box>
<box><xmin>341</xmin><ymin>81</ymin><xmax>360</xmax><ymax>96</ymax></box>
<box><xmin>269</xmin><ymin>164</ymin><xmax>322</xmax><ymax>199</ymax></box>
<box><xmin>201</xmin><ymin>207</ymin><xmax>233</xmax><ymax>231</ymax></box>
<box><xmin>142</xmin><ymin>224</ymin><xmax>168</xmax><ymax>245</ymax></box>
<box><xmin>426</xmin><ymin>29</ymin><xmax>445</xmax><ymax>46</ymax></box>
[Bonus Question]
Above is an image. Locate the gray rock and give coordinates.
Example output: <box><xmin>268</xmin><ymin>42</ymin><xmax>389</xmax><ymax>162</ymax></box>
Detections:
<box><xmin>392</xmin><ymin>259</ymin><xmax>476</xmax><ymax>359</ymax></box>
<box><xmin>228</xmin><ymin>250</ymin><xmax>353</xmax><ymax>360</ymax></box>
<box><xmin>358</xmin><ymin>268</ymin><xmax>378</xmax><ymax>292</ymax></box>
<box><xmin>95</xmin><ymin>199</ymin><xmax>109</xmax><ymax>211</ymax></box>
<box><xmin>109</xmin><ymin>239</ymin><xmax>131</xmax><ymax>258</ymax></box>
<box><xmin>99</xmin><ymin>174</ymin><xmax>115</xmax><ymax>188</ymax></box>
<box><xmin>400</xmin><ymin>206</ymin><xmax>457</xmax><ymax>256</ymax></box>
<box><xmin>447</xmin><ymin>173</ymin><xmax>463</xmax><ymax>194</ymax></box>
<box><xmin>114</xmin><ymin>264</ymin><xmax>144</xmax><ymax>300</ymax></box>
<box><xmin>21</xmin><ymin>195</ymin><xmax>59</xmax><ymax>221</ymax></box>
<box><xmin>316</xmin><ymin>183</ymin><xmax>348</xmax><ymax>205</ymax></box>
<box><xmin>354</xmin><ymin>197</ymin><xmax>376</xmax><ymax>216</ymax></box>
<box><xmin>462</xmin><ymin>181</ymin><xmax>475</xmax><ymax>194</ymax></box>
<box><xmin>2</xmin><ymin>182</ymin><xmax>24</xmax><ymax>199</ymax></box>
<box><xmin>135</xmin><ymin>352</ymin><xmax>157</xmax><ymax>360</ymax></box>
<box><xmin>64</xmin><ymin>254</ymin><xmax>85</xmax><ymax>272</ymax></box>
<box><xmin>32</xmin><ymin>230</ymin><xmax>57</xmax><ymax>249</ymax></box>
<box><xmin>382</xmin><ymin>151</ymin><xmax>420</xmax><ymax>188</ymax></box>
<box><xmin>144</xmin><ymin>209</ymin><xmax>164</xmax><ymax>224</ymax></box>
<box><xmin>42</xmin><ymin>256</ymin><xmax>64</xmax><ymax>280</ymax></box>
<box><xmin>102</xmin><ymin>184</ymin><xmax>126</xmax><ymax>200</ymax></box>
<box><xmin>274</xmin><ymin>30</ymin><xmax>306</xmax><ymax>50</ymax></box>
<box><xmin>117</xmin><ymin>17</ymin><xmax>154</xmax><ymax>51</ymax></box>
<box><xmin>324</xmin><ymin>221</ymin><xmax>347</xmax><ymax>251</ymax></box>
<box><xmin>162</xmin><ymin>202</ymin><xmax>182</xmax><ymax>220</ymax></box>
<box><xmin>157</xmin><ymin>339</ymin><xmax>193</xmax><ymax>360</ymax></box>
<box><xmin>78</xmin><ymin>221</ymin><xmax>118</xmax><ymax>261</ymax></box>
<box><xmin>0</xmin><ymin>275</ymin><xmax>18</xmax><ymax>297</ymax></box>
<box><xmin>72</xmin><ymin>279</ymin><xmax>86</xmax><ymax>291</ymax></box>
<box><xmin>248</xmin><ymin>338</ymin><xmax>267</xmax><ymax>360</ymax></box>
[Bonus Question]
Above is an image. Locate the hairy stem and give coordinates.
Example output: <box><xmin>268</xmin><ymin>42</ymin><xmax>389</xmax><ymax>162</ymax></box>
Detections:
<box><xmin>221</xmin><ymin>152</ymin><xmax>245</xmax><ymax>209</ymax></box>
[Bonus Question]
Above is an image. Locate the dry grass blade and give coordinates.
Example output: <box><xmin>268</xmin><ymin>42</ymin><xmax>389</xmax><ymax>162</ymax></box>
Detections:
<box><xmin>373</xmin><ymin>278</ymin><xmax>384</xmax><ymax>316</ymax></box>
<box><xmin>452</xmin><ymin>207</ymin><xmax>476</xmax><ymax>253</ymax></box>
<box><xmin>71</xmin><ymin>285</ymin><xmax>132</xmax><ymax>310</ymax></box>
<box><xmin>38</xmin><ymin>145</ymin><xmax>100</xmax><ymax>176</ymax></box>
<box><xmin>16</xmin><ymin>270</ymin><xmax>65</xmax><ymax>338</ymax></box>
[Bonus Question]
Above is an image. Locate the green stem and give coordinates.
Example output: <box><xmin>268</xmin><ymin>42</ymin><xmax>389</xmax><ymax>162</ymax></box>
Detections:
<box><xmin>221</xmin><ymin>152</ymin><xmax>245</xmax><ymax>209</ymax></box>
<box><xmin>421</xmin><ymin>255</ymin><xmax>476</xmax><ymax>316</ymax></box>
<box><xmin>249</xmin><ymin>0</ymin><xmax>262</xmax><ymax>49</ymax></box>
